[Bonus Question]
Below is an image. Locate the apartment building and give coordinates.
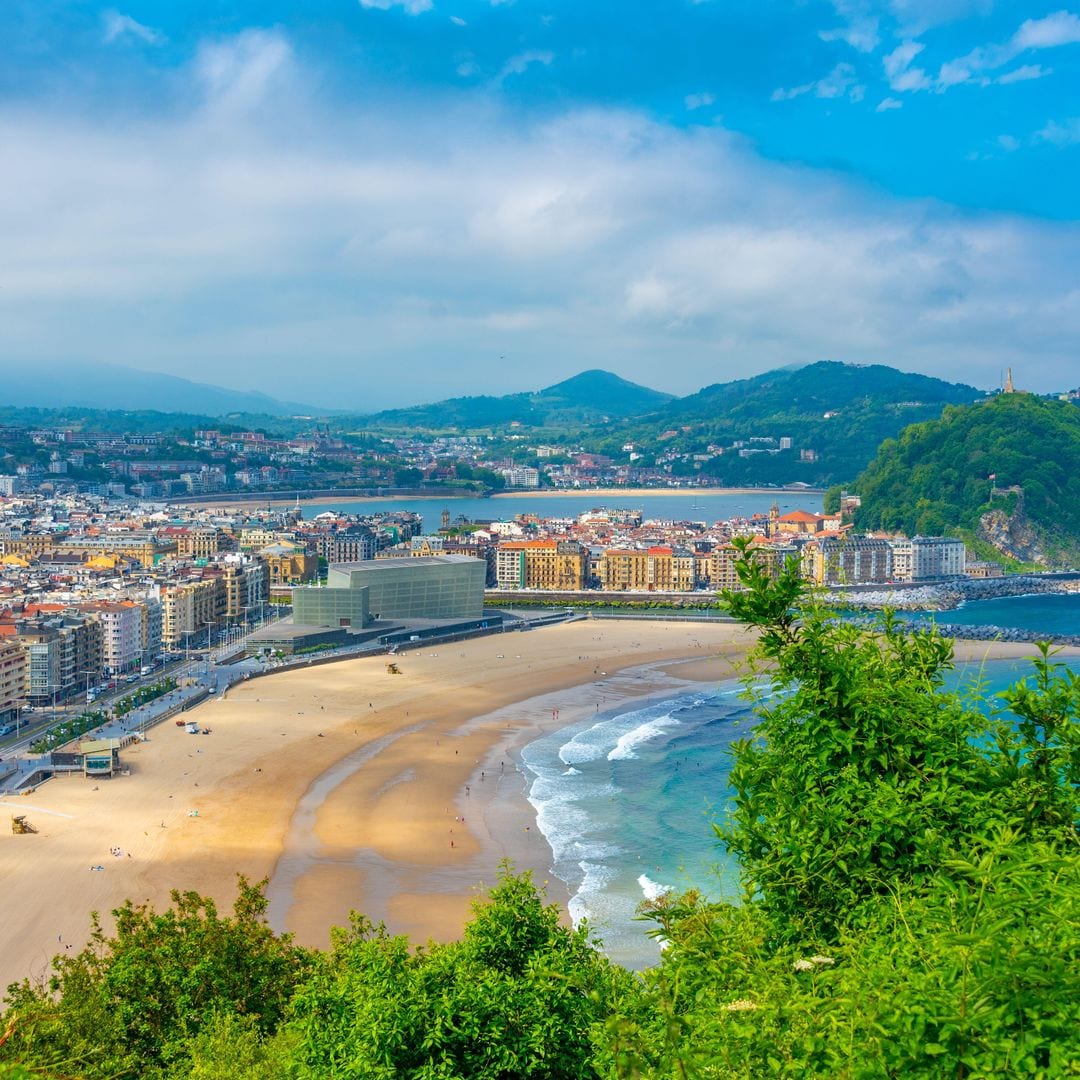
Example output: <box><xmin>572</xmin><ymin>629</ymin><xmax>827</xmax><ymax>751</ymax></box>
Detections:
<box><xmin>889</xmin><ymin>537</ymin><xmax>914</xmax><ymax>582</ymax></box>
<box><xmin>912</xmin><ymin>537</ymin><xmax>967</xmax><ymax>580</ymax></box>
<box><xmin>160</xmin><ymin>579</ymin><xmax>222</xmax><ymax>648</ymax></box>
<box><xmin>239</xmin><ymin>527</ymin><xmax>278</xmax><ymax>551</ymax></box>
<box><xmin>324</xmin><ymin>527</ymin><xmax>377</xmax><ymax>563</ymax></box>
<box><xmin>17</xmin><ymin>613</ymin><xmax>104</xmax><ymax>701</ymax></box>
<box><xmin>0</xmin><ymin>637</ymin><xmax>25</xmax><ymax>724</ymax></box>
<box><xmin>176</xmin><ymin>528</ymin><xmax>232</xmax><ymax>560</ymax></box>
<box><xmin>805</xmin><ymin>536</ymin><xmax>893</xmax><ymax>587</ymax></box>
<box><xmin>496</xmin><ymin>540</ymin><xmax>587</xmax><ymax>590</ymax></box>
<box><xmin>79</xmin><ymin>602</ymin><xmax>145</xmax><ymax>675</ymax></box>
<box><xmin>601</xmin><ymin>549</ymin><xmax>649</xmax><ymax>591</ymax></box>
<box><xmin>217</xmin><ymin>557</ymin><xmax>270</xmax><ymax>621</ymax></box>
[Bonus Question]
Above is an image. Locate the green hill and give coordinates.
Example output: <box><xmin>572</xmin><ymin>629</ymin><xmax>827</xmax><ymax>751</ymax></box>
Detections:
<box><xmin>582</xmin><ymin>361</ymin><xmax>984</xmax><ymax>486</ymax></box>
<box><xmin>364</xmin><ymin>369</ymin><xmax>672</xmax><ymax>430</ymax></box>
<box><xmin>853</xmin><ymin>393</ymin><xmax>1080</xmax><ymax>566</ymax></box>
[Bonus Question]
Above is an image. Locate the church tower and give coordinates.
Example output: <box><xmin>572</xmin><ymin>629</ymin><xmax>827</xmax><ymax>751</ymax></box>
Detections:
<box><xmin>1004</xmin><ymin>367</ymin><xmax>1015</xmax><ymax>394</ymax></box>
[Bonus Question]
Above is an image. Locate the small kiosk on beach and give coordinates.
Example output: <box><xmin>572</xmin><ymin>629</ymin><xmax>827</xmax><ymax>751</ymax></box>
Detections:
<box><xmin>50</xmin><ymin>738</ymin><xmax>123</xmax><ymax>778</ymax></box>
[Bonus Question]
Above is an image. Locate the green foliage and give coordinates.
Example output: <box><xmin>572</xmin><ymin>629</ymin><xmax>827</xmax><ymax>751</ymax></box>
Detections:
<box><xmin>853</xmin><ymin>393</ymin><xmax>1080</xmax><ymax>562</ymax></box>
<box><xmin>29</xmin><ymin>710</ymin><xmax>109</xmax><ymax>754</ymax></box>
<box><xmin>286</xmin><ymin>865</ymin><xmax>632</xmax><ymax>1080</ymax></box>
<box><xmin>366</xmin><ymin>370</ymin><xmax>672</xmax><ymax>433</ymax></box>
<box><xmin>580</xmin><ymin>361</ymin><xmax>981</xmax><ymax>486</ymax></box>
<box><xmin>179</xmin><ymin>1011</ymin><xmax>296</xmax><ymax>1080</ymax></box>
<box><xmin>1</xmin><ymin>878</ymin><xmax>311</xmax><ymax>1079</ymax></box>
<box><xmin>616</xmin><ymin>543</ymin><xmax>1080</xmax><ymax>1076</ymax></box>
<box><xmin>627</xmin><ymin>833</ymin><xmax>1079</xmax><ymax>1078</ymax></box>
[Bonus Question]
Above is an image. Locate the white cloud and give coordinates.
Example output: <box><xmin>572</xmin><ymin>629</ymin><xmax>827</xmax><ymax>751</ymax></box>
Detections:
<box><xmin>889</xmin><ymin>0</ymin><xmax>992</xmax><ymax>36</ymax></box>
<box><xmin>1013</xmin><ymin>10</ymin><xmax>1080</xmax><ymax>49</ymax></box>
<box><xmin>820</xmin><ymin>1</ymin><xmax>880</xmax><ymax>52</ymax></box>
<box><xmin>997</xmin><ymin>134</ymin><xmax>1020</xmax><ymax>151</ymax></box>
<box><xmin>1037</xmin><ymin>117</ymin><xmax>1080</xmax><ymax>145</ymax></box>
<box><xmin>194</xmin><ymin>30</ymin><xmax>295</xmax><ymax>120</ymax></box>
<box><xmin>899</xmin><ymin>9</ymin><xmax>1080</xmax><ymax>94</ymax></box>
<box><xmin>102</xmin><ymin>10</ymin><xmax>165</xmax><ymax>46</ymax></box>
<box><xmin>997</xmin><ymin>63</ymin><xmax>1052</xmax><ymax>84</ymax></box>
<box><xmin>358</xmin><ymin>0</ymin><xmax>434</xmax><ymax>14</ymax></box>
<box><xmin>450</xmin><ymin>15</ymin><xmax>467</xmax><ymax>26</ymax></box>
<box><xmin>876</xmin><ymin>96</ymin><xmax>903</xmax><ymax>111</ymax></box>
<box><xmin>0</xmin><ymin>29</ymin><xmax>1077</xmax><ymax>403</ymax></box>
<box><xmin>883</xmin><ymin>40</ymin><xmax>932</xmax><ymax>91</ymax></box>
<box><xmin>684</xmin><ymin>91</ymin><xmax>716</xmax><ymax>110</ymax></box>
<box><xmin>772</xmin><ymin>63</ymin><xmax>864</xmax><ymax>102</ymax></box>
<box><xmin>498</xmin><ymin>50</ymin><xmax>554</xmax><ymax>80</ymax></box>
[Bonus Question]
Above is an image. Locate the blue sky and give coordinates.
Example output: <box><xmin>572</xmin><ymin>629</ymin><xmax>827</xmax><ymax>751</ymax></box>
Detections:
<box><xmin>0</xmin><ymin>1</ymin><xmax>1077</xmax><ymax>408</ymax></box>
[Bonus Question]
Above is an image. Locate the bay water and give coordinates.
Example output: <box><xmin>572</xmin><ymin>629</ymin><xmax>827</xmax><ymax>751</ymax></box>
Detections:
<box><xmin>522</xmin><ymin>654</ymin><xmax>1080</xmax><ymax>970</ymax></box>
<box><xmin>301</xmin><ymin>491</ymin><xmax>823</xmax><ymax>532</ymax></box>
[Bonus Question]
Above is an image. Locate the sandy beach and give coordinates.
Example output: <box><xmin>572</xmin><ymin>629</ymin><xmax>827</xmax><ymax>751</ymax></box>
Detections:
<box><xmin>0</xmin><ymin>624</ymin><xmax>1072</xmax><ymax>992</ymax></box>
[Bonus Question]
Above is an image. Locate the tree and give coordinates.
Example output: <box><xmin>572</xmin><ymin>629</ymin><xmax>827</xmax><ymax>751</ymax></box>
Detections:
<box><xmin>286</xmin><ymin>866</ymin><xmax>634</xmax><ymax>1079</ymax></box>
<box><xmin>615</xmin><ymin>541</ymin><xmax>1080</xmax><ymax>1077</ymax></box>
<box><xmin>1</xmin><ymin>878</ymin><xmax>311</xmax><ymax>1079</ymax></box>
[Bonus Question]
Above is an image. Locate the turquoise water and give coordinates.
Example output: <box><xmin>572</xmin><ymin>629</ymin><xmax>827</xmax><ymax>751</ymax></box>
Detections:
<box><xmin>301</xmin><ymin>491</ymin><xmax>822</xmax><ymax>533</ymax></box>
<box><xmin>904</xmin><ymin>592</ymin><xmax>1080</xmax><ymax>636</ymax></box>
<box><xmin>523</xmin><ymin>655</ymin><xmax>1080</xmax><ymax>970</ymax></box>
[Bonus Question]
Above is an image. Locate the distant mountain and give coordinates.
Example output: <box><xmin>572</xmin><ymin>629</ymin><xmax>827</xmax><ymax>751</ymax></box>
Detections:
<box><xmin>538</xmin><ymin>370</ymin><xmax>674</xmax><ymax>416</ymax></box>
<box><xmin>853</xmin><ymin>392</ymin><xmax>1080</xmax><ymax>567</ymax></box>
<box><xmin>581</xmin><ymin>362</ymin><xmax>986</xmax><ymax>486</ymax></box>
<box><xmin>365</xmin><ymin>369</ymin><xmax>673</xmax><ymax>430</ymax></box>
<box><xmin>0</xmin><ymin>362</ymin><xmax>325</xmax><ymax>418</ymax></box>
<box><xmin>666</xmin><ymin>362</ymin><xmax>981</xmax><ymax>422</ymax></box>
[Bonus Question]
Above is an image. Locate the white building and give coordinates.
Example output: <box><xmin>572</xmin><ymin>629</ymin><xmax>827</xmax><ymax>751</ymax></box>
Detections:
<box><xmin>500</xmin><ymin>466</ymin><xmax>540</xmax><ymax>489</ymax></box>
<box><xmin>912</xmin><ymin>537</ymin><xmax>967</xmax><ymax>580</ymax></box>
<box><xmin>83</xmin><ymin>602</ymin><xmax>147</xmax><ymax>674</ymax></box>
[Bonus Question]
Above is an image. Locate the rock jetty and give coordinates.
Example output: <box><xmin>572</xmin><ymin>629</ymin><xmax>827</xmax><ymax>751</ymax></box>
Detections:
<box><xmin>828</xmin><ymin>573</ymin><xmax>1080</xmax><ymax>613</ymax></box>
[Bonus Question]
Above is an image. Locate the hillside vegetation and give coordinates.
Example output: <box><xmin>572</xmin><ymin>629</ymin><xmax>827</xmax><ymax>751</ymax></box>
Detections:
<box><xmin>854</xmin><ymin>393</ymin><xmax>1080</xmax><ymax>565</ymax></box>
<box><xmin>2</xmin><ymin>552</ymin><xmax>1077</xmax><ymax>1078</ymax></box>
<box><xmin>583</xmin><ymin>361</ymin><xmax>983</xmax><ymax>485</ymax></box>
<box><xmin>363</xmin><ymin>369</ymin><xmax>673</xmax><ymax>430</ymax></box>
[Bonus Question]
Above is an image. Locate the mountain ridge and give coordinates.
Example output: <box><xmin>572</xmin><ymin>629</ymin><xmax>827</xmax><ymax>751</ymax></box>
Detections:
<box><xmin>0</xmin><ymin>362</ymin><xmax>325</xmax><ymax>418</ymax></box>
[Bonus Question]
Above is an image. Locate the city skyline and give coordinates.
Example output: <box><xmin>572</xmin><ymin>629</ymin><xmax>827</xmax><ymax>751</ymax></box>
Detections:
<box><xmin>1</xmin><ymin>1</ymin><xmax>1078</xmax><ymax>407</ymax></box>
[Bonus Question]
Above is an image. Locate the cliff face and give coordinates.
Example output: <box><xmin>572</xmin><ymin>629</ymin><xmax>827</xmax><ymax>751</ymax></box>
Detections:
<box><xmin>978</xmin><ymin>506</ymin><xmax>1052</xmax><ymax>565</ymax></box>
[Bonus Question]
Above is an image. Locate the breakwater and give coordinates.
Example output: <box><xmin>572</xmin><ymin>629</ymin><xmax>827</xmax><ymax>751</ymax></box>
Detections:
<box><xmin>830</xmin><ymin>573</ymin><xmax>1080</xmax><ymax>612</ymax></box>
<box><xmin>904</xmin><ymin>622</ymin><xmax>1080</xmax><ymax>647</ymax></box>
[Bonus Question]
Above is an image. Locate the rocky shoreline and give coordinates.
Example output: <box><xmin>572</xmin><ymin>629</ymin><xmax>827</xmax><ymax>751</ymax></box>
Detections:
<box><xmin>902</xmin><ymin>622</ymin><xmax>1080</xmax><ymax>647</ymax></box>
<box><xmin>829</xmin><ymin>573</ymin><xmax>1080</xmax><ymax>613</ymax></box>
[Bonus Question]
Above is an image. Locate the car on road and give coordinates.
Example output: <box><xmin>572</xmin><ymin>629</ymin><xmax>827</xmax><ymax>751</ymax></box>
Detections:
<box><xmin>0</xmin><ymin>724</ymin><xmax>15</xmax><ymax>737</ymax></box>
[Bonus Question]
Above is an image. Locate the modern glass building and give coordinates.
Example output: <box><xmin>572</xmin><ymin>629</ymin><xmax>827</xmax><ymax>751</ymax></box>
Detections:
<box><xmin>324</xmin><ymin>555</ymin><xmax>486</xmax><ymax>621</ymax></box>
<box><xmin>292</xmin><ymin>582</ymin><xmax>370</xmax><ymax>628</ymax></box>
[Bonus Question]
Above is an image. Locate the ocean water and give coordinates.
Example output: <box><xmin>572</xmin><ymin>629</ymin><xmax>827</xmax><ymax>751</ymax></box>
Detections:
<box><xmin>903</xmin><ymin>592</ymin><xmax>1080</xmax><ymax>636</ymax></box>
<box><xmin>522</xmin><ymin>654</ymin><xmax>1080</xmax><ymax>971</ymax></box>
<box><xmin>301</xmin><ymin>491</ymin><xmax>822</xmax><ymax>532</ymax></box>
<box><xmin>521</xmin><ymin>683</ymin><xmax>755</xmax><ymax>970</ymax></box>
